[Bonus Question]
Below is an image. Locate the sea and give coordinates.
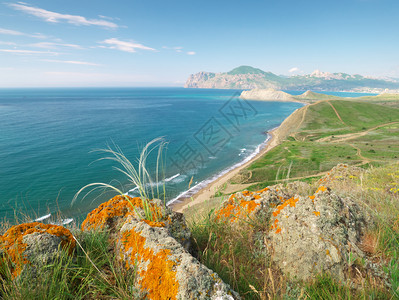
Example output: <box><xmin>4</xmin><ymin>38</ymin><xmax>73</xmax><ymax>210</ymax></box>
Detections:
<box><xmin>0</xmin><ymin>88</ymin><xmax>376</xmax><ymax>224</ymax></box>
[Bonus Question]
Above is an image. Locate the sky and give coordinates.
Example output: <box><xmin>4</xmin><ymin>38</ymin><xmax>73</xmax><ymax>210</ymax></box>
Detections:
<box><xmin>0</xmin><ymin>0</ymin><xmax>399</xmax><ymax>87</ymax></box>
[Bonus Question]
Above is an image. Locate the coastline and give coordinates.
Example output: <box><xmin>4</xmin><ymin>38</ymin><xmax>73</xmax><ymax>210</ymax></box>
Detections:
<box><xmin>169</xmin><ymin>127</ymin><xmax>282</xmax><ymax>214</ymax></box>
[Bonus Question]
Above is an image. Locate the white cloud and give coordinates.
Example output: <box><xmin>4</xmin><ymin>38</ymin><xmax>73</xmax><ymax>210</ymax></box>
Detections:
<box><xmin>0</xmin><ymin>27</ymin><xmax>49</xmax><ymax>39</ymax></box>
<box><xmin>98</xmin><ymin>15</ymin><xmax>119</xmax><ymax>21</ymax></box>
<box><xmin>289</xmin><ymin>67</ymin><xmax>300</xmax><ymax>73</ymax></box>
<box><xmin>30</xmin><ymin>42</ymin><xmax>83</xmax><ymax>49</ymax></box>
<box><xmin>163</xmin><ymin>46</ymin><xmax>183</xmax><ymax>53</ymax></box>
<box><xmin>0</xmin><ymin>27</ymin><xmax>24</xmax><ymax>36</ymax></box>
<box><xmin>100</xmin><ymin>38</ymin><xmax>155</xmax><ymax>53</ymax></box>
<box><xmin>0</xmin><ymin>41</ymin><xmax>17</xmax><ymax>46</ymax></box>
<box><xmin>187</xmin><ymin>51</ymin><xmax>196</xmax><ymax>55</ymax></box>
<box><xmin>0</xmin><ymin>49</ymin><xmax>59</xmax><ymax>55</ymax></box>
<box><xmin>41</xmin><ymin>59</ymin><xmax>100</xmax><ymax>66</ymax></box>
<box><xmin>9</xmin><ymin>3</ymin><xmax>118</xmax><ymax>29</ymax></box>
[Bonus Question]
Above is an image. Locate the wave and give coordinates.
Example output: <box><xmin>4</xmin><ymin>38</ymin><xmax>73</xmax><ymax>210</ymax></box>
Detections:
<box><xmin>165</xmin><ymin>173</ymin><xmax>180</xmax><ymax>182</ymax></box>
<box><xmin>167</xmin><ymin>134</ymin><xmax>272</xmax><ymax>206</ymax></box>
<box><xmin>127</xmin><ymin>174</ymin><xmax>187</xmax><ymax>196</ymax></box>
<box><xmin>34</xmin><ymin>213</ymin><xmax>51</xmax><ymax>222</ymax></box>
<box><xmin>61</xmin><ymin>218</ymin><xmax>73</xmax><ymax>225</ymax></box>
<box><xmin>51</xmin><ymin>218</ymin><xmax>74</xmax><ymax>226</ymax></box>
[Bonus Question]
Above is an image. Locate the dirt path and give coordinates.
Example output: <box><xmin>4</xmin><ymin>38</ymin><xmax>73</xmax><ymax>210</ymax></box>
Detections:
<box><xmin>292</xmin><ymin>102</ymin><xmax>313</xmax><ymax>141</ymax></box>
<box><xmin>316</xmin><ymin>122</ymin><xmax>399</xmax><ymax>143</ymax></box>
<box><xmin>327</xmin><ymin>101</ymin><xmax>347</xmax><ymax>125</ymax></box>
<box><xmin>349</xmin><ymin>143</ymin><xmax>371</xmax><ymax>164</ymax></box>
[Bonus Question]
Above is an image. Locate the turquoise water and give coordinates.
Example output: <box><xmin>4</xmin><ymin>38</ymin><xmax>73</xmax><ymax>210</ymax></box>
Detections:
<box><xmin>284</xmin><ymin>90</ymin><xmax>378</xmax><ymax>97</ymax></box>
<box><xmin>0</xmin><ymin>88</ymin><xmax>368</xmax><ymax>223</ymax></box>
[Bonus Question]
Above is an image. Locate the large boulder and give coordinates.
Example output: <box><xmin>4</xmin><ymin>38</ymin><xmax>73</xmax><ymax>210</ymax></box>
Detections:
<box><xmin>0</xmin><ymin>222</ymin><xmax>76</xmax><ymax>278</ymax></box>
<box><xmin>82</xmin><ymin>195</ymin><xmax>239</xmax><ymax>298</ymax></box>
<box><xmin>268</xmin><ymin>186</ymin><xmax>366</xmax><ymax>281</ymax></box>
<box><xmin>117</xmin><ymin>215</ymin><xmax>239</xmax><ymax>300</ymax></box>
<box><xmin>214</xmin><ymin>184</ymin><xmax>368</xmax><ymax>282</ymax></box>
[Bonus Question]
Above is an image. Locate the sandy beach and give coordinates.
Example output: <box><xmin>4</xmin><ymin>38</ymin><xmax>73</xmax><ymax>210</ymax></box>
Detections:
<box><xmin>170</xmin><ymin>128</ymin><xmax>282</xmax><ymax>214</ymax></box>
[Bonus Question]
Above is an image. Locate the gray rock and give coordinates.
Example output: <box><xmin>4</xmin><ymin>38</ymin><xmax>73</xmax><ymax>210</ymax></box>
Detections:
<box><xmin>117</xmin><ymin>216</ymin><xmax>240</xmax><ymax>300</ymax></box>
<box><xmin>268</xmin><ymin>187</ymin><xmax>366</xmax><ymax>281</ymax></box>
<box><xmin>82</xmin><ymin>195</ymin><xmax>192</xmax><ymax>251</ymax></box>
<box><xmin>0</xmin><ymin>222</ymin><xmax>76</xmax><ymax>279</ymax></box>
<box><xmin>215</xmin><ymin>183</ymin><xmax>369</xmax><ymax>282</ymax></box>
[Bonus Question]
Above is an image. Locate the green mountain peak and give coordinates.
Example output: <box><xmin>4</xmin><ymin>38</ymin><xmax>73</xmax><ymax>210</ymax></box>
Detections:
<box><xmin>227</xmin><ymin>66</ymin><xmax>266</xmax><ymax>75</ymax></box>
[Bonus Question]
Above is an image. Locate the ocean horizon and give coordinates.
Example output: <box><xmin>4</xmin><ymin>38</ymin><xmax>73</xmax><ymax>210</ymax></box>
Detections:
<box><xmin>0</xmin><ymin>87</ymin><xmax>373</xmax><ymax>224</ymax></box>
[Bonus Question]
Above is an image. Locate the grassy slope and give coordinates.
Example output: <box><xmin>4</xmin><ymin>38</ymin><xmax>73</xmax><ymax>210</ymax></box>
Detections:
<box><xmin>237</xmin><ymin>100</ymin><xmax>399</xmax><ymax>190</ymax></box>
<box><xmin>189</xmin><ymin>99</ymin><xmax>399</xmax><ymax>299</ymax></box>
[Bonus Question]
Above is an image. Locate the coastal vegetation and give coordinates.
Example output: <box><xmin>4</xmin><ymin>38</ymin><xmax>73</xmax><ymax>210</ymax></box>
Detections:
<box><xmin>237</xmin><ymin>100</ymin><xmax>399</xmax><ymax>190</ymax></box>
<box><xmin>1</xmin><ymin>94</ymin><xmax>398</xmax><ymax>299</ymax></box>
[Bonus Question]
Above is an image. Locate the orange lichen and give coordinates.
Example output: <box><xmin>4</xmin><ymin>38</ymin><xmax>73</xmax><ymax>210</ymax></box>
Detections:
<box><xmin>216</xmin><ymin>200</ymin><xmax>259</xmax><ymax>222</ymax></box>
<box><xmin>254</xmin><ymin>195</ymin><xmax>261</xmax><ymax>200</ymax></box>
<box><xmin>242</xmin><ymin>190</ymin><xmax>252</xmax><ymax>197</ymax></box>
<box><xmin>143</xmin><ymin>220</ymin><xmax>165</xmax><ymax>227</ymax></box>
<box><xmin>215</xmin><ymin>192</ymin><xmax>260</xmax><ymax>222</ymax></box>
<box><xmin>81</xmin><ymin>195</ymin><xmax>163</xmax><ymax>231</ymax></box>
<box><xmin>120</xmin><ymin>228</ymin><xmax>179</xmax><ymax>299</ymax></box>
<box><xmin>0</xmin><ymin>222</ymin><xmax>75</xmax><ymax>278</ymax></box>
<box><xmin>270</xmin><ymin>196</ymin><xmax>299</xmax><ymax>234</ymax></box>
<box><xmin>313</xmin><ymin>211</ymin><xmax>321</xmax><ymax>216</ymax></box>
<box><xmin>272</xmin><ymin>197</ymin><xmax>299</xmax><ymax>218</ymax></box>
<box><xmin>309</xmin><ymin>195</ymin><xmax>316</xmax><ymax>200</ymax></box>
<box><xmin>316</xmin><ymin>186</ymin><xmax>327</xmax><ymax>193</ymax></box>
<box><xmin>256</xmin><ymin>187</ymin><xmax>269</xmax><ymax>193</ymax></box>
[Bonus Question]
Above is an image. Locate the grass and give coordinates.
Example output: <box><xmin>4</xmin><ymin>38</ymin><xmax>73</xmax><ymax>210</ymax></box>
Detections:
<box><xmin>190</xmin><ymin>212</ymin><xmax>274</xmax><ymax>299</ymax></box>
<box><xmin>0</xmin><ymin>227</ymin><xmax>141</xmax><ymax>299</ymax></box>
<box><xmin>230</xmin><ymin>100</ymin><xmax>399</xmax><ymax>190</ymax></box>
<box><xmin>72</xmin><ymin>137</ymin><xmax>168</xmax><ymax>222</ymax></box>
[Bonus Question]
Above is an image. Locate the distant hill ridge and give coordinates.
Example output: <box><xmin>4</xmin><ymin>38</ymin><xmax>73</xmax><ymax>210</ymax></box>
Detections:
<box><xmin>185</xmin><ymin>65</ymin><xmax>399</xmax><ymax>93</ymax></box>
<box><xmin>240</xmin><ymin>88</ymin><xmax>343</xmax><ymax>103</ymax></box>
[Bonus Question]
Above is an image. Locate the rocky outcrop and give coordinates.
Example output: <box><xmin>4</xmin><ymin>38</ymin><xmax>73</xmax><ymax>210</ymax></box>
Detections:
<box><xmin>81</xmin><ymin>195</ymin><xmax>192</xmax><ymax>251</ymax></box>
<box><xmin>318</xmin><ymin>164</ymin><xmax>365</xmax><ymax>187</ymax></box>
<box><xmin>240</xmin><ymin>88</ymin><xmax>298</xmax><ymax>102</ymax></box>
<box><xmin>214</xmin><ymin>183</ymin><xmax>369</xmax><ymax>281</ymax></box>
<box><xmin>0</xmin><ymin>222</ymin><xmax>76</xmax><ymax>278</ymax></box>
<box><xmin>81</xmin><ymin>195</ymin><xmax>239</xmax><ymax>299</ymax></box>
<box><xmin>117</xmin><ymin>216</ymin><xmax>238</xmax><ymax>299</ymax></box>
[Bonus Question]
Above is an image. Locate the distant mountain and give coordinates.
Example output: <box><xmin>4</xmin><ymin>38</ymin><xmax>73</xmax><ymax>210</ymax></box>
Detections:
<box><xmin>184</xmin><ymin>66</ymin><xmax>399</xmax><ymax>93</ymax></box>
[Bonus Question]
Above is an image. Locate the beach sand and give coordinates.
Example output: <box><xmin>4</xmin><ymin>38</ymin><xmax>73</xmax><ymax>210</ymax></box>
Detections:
<box><xmin>170</xmin><ymin>129</ymin><xmax>282</xmax><ymax>214</ymax></box>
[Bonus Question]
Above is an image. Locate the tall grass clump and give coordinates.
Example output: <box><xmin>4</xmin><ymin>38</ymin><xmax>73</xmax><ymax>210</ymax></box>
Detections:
<box><xmin>72</xmin><ymin>137</ymin><xmax>168</xmax><ymax>221</ymax></box>
<box><xmin>0</xmin><ymin>225</ymin><xmax>141</xmax><ymax>299</ymax></box>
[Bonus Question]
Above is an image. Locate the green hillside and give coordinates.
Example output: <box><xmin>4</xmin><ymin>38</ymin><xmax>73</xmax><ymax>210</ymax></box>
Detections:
<box><xmin>241</xmin><ymin>100</ymin><xmax>399</xmax><ymax>189</ymax></box>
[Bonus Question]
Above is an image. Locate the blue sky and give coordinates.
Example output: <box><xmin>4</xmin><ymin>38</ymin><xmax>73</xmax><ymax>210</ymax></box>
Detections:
<box><xmin>0</xmin><ymin>0</ymin><xmax>398</xmax><ymax>87</ymax></box>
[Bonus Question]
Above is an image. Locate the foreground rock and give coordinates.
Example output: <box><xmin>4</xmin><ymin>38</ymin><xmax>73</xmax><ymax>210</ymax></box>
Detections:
<box><xmin>117</xmin><ymin>216</ymin><xmax>238</xmax><ymax>299</ymax></box>
<box><xmin>215</xmin><ymin>183</ymin><xmax>368</xmax><ymax>281</ymax></box>
<box><xmin>0</xmin><ymin>222</ymin><xmax>76</xmax><ymax>278</ymax></box>
<box><xmin>81</xmin><ymin>195</ymin><xmax>191</xmax><ymax>250</ymax></box>
<box><xmin>82</xmin><ymin>195</ymin><xmax>239</xmax><ymax>299</ymax></box>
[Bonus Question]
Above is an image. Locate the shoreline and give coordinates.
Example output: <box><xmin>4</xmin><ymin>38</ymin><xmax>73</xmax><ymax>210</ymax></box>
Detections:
<box><xmin>169</xmin><ymin>127</ymin><xmax>283</xmax><ymax>214</ymax></box>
